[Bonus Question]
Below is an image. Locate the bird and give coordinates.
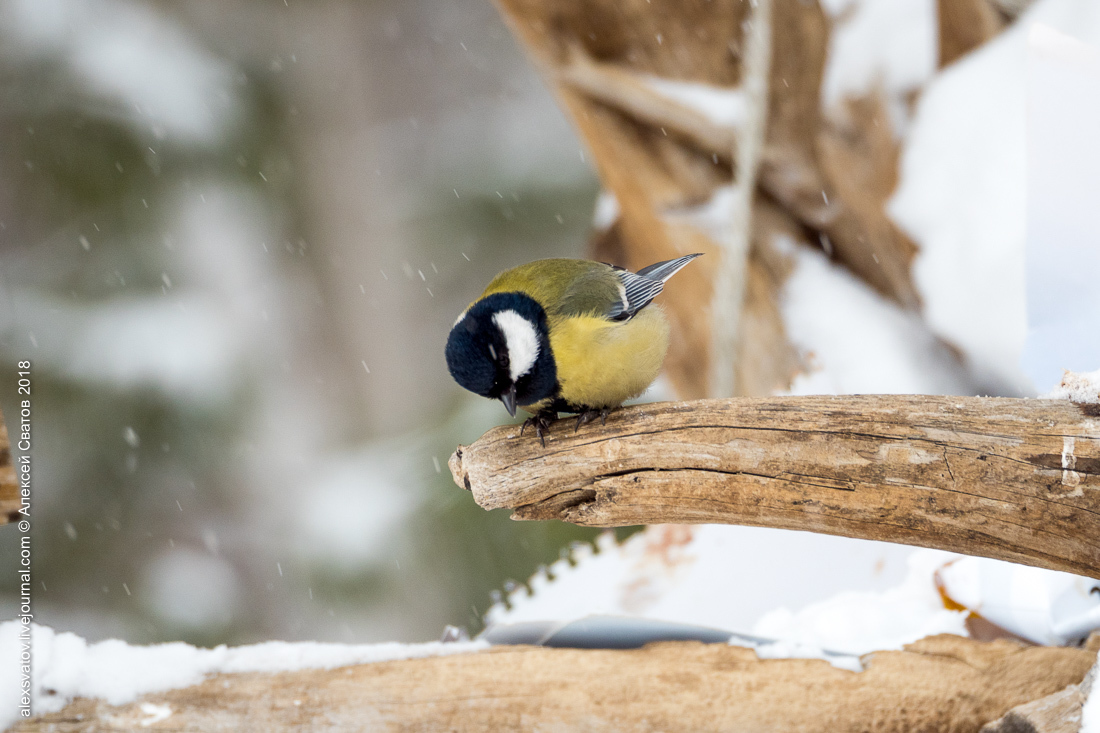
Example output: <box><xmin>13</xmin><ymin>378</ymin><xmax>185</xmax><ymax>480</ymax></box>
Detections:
<box><xmin>445</xmin><ymin>253</ymin><xmax>702</xmax><ymax>443</ymax></box>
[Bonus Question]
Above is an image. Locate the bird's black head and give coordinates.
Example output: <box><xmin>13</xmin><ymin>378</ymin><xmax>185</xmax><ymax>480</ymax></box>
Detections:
<box><xmin>445</xmin><ymin>292</ymin><xmax>557</xmax><ymax>416</ymax></box>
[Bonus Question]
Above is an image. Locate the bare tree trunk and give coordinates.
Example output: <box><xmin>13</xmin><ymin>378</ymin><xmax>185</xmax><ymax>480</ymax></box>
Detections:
<box><xmin>450</xmin><ymin>395</ymin><xmax>1100</xmax><ymax>577</ymax></box>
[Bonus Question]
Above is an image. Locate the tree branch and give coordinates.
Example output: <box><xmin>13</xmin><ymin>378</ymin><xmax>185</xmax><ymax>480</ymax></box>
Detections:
<box><xmin>556</xmin><ymin>47</ymin><xmax>737</xmax><ymax>156</ymax></box>
<box><xmin>450</xmin><ymin>395</ymin><xmax>1100</xmax><ymax>577</ymax></box>
<box><xmin>710</xmin><ymin>0</ymin><xmax>771</xmax><ymax>398</ymax></box>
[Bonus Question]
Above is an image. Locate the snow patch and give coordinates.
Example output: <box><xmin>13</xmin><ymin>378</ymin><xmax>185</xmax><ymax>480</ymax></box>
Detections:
<box><xmin>662</xmin><ymin>185</ymin><xmax>736</xmax><ymax>243</ymax></box>
<box><xmin>821</xmin><ymin>0</ymin><xmax>937</xmax><ymax>128</ymax></box>
<box><xmin>641</xmin><ymin>76</ymin><xmax>747</xmax><ymax>128</ymax></box>
<box><xmin>0</xmin><ymin>622</ymin><xmax>487</xmax><ymax>729</ymax></box>
<box><xmin>745</xmin><ymin>638</ymin><xmax>862</xmax><ymax>673</ymax></box>
<box><xmin>1044</xmin><ymin>369</ymin><xmax>1100</xmax><ymax>404</ymax></box>
<box><xmin>592</xmin><ymin>190</ymin><xmax>619</xmax><ymax>230</ymax></box>
<box><xmin>1023</xmin><ymin>25</ymin><xmax>1100</xmax><ymax>388</ymax></box>
<box><xmin>778</xmin><ymin>240</ymin><xmax>974</xmax><ymax>396</ymax></box>
<box><xmin>488</xmin><ymin>525</ymin><xmax>917</xmax><ymax>639</ymax></box>
<box><xmin>890</xmin><ymin>0</ymin><xmax>1100</xmax><ymax>395</ymax></box>
<box><xmin>1084</xmin><ymin>662</ymin><xmax>1100</xmax><ymax>733</ymax></box>
<box><xmin>752</xmin><ymin>550</ymin><xmax>968</xmax><ymax>656</ymax></box>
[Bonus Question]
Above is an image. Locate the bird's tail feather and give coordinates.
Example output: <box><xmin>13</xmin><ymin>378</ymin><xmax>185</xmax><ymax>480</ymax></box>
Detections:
<box><xmin>635</xmin><ymin>253</ymin><xmax>703</xmax><ymax>283</ymax></box>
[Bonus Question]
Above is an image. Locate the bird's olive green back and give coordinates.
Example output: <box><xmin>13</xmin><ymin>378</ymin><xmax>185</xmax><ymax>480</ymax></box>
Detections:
<box><xmin>480</xmin><ymin>259</ymin><xmax>622</xmax><ymax>319</ymax></box>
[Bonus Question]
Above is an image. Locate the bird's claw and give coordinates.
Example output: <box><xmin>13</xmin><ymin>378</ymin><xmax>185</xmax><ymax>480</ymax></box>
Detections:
<box><xmin>521</xmin><ymin>411</ymin><xmax>557</xmax><ymax>447</ymax></box>
<box><xmin>573</xmin><ymin>407</ymin><xmax>613</xmax><ymax>433</ymax></box>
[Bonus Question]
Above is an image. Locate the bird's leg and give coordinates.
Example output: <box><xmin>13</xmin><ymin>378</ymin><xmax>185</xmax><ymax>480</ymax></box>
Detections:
<box><xmin>574</xmin><ymin>406</ymin><xmax>615</xmax><ymax>433</ymax></box>
<box><xmin>521</xmin><ymin>410</ymin><xmax>557</xmax><ymax>447</ymax></box>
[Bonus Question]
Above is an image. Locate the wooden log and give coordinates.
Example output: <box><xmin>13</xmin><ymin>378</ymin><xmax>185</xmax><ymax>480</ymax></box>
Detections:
<box><xmin>450</xmin><ymin>395</ymin><xmax>1100</xmax><ymax>577</ymax></box>
<box><xmin>15</xmin><ymin>636</ymin><xmax>1095</xmax><ymax>733</ymax></box>
<box><xmin>980</xmin><ymin>685</ymin><xmax>1084</xmax><ymax>733</ymax></box>
<box><xmin>981</xmin><ymin>647</ymin><xmax>1099</xmax><ymax>733</ymax></box>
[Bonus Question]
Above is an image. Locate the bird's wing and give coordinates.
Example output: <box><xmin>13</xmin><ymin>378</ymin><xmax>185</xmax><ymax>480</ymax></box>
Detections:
<box><xmin>486</xmin><ymin>255</ymin><xmax>702</xmax><ymax>322</ymax></box>
<box><xmin>556</xmin><ymin>263</ymin><xmax>631</xmax><ymax>320</ymax></box>
<box><xmin>614</xmin><ymin>253</ymin><xmax>703</xmax><ymax>320</ymax></box>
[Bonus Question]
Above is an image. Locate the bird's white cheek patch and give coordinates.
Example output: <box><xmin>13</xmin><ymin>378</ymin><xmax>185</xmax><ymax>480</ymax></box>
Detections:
<box><xmin>492</xmin><ymin>310</ymin><xmax>540</xmax><ymax>381</ymax></box>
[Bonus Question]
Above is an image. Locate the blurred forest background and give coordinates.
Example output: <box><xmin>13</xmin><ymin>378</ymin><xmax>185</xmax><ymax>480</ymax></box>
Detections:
<box><xmin>0</xmin><ymin>0</ymin><xmax>609</xmax><ymax>645</ymax></box>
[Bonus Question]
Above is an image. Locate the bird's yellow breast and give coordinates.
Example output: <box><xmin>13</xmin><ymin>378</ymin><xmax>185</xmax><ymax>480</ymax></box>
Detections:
<box><xmin>524</xmin><ymin>305</ymin><xmax>670</xmax><ymax>412</ymax></box>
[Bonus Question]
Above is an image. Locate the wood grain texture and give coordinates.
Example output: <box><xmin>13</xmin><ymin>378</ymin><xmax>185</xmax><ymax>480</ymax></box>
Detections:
<box><xmin>982</xmin><ymin>650</ymin><xmax>1098</xmax><ymax>733</ymax></box>
<box><xmin>450</xmin><ymin>396</ymin><xmax>1100</xmax><ymax>577</ymax></box>
<box><xmin>980</xmin><ymin>685</ymin><xmax>1085</xmax><ymax>733</ymax></box>
<box><xmin>15</xmin><ymin>636</ymin><xmax>1095</xmax><ymax>733</ymax></box>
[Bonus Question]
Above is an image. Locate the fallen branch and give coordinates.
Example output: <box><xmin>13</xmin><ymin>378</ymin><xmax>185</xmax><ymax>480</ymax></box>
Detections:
<box><xmin>450</xmin><ymin>395</ymin><xmax>1100</xmax><ymax>577</ymax></box>
<box><xmin>15</xmin><ymin>636</ymin><xmax>1095</xmax><ymax>733</ymax></box>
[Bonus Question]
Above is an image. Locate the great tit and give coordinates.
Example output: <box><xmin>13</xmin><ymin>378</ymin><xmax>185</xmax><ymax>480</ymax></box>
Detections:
<box><xmin>445</xmin><ymin>254</ymin><xmax>701</xmax><ymax>442</ymax></box>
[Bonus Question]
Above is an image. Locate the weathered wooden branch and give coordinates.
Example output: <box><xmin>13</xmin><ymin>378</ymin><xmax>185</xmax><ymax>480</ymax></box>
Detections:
<box><xmin>15</xmin><ymin>636</ymin><xmax>1096</xmax><ymax>732</ymax></box>
<box><xmin>710</xmin><ymin>0</ymin><xmax>771</xmax><ymax>398</ymax></box>
<box><xmin>450</xmin><ymin>395</ymin><xmax>1100</xmax><ymax>577</ymax></box>
<box><xmin>982</xmin><ymin>646</ymin><xmax>1099</xmax><ymax>733</ymax></box>
<box><xmin>556</xmin><ymin>48</ymin><xmax>737</xmax><ymax>157</ymax></box>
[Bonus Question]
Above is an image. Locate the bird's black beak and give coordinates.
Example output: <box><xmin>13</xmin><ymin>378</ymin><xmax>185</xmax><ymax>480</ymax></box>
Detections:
<box><xmin>500</xmin><ymin>385</ymin><xmax>518</xmax><ymax>417</ymax></box>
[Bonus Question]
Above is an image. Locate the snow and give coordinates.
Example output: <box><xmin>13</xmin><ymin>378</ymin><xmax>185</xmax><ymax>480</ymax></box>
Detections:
<box><xmin>778</xmin><ymin>240</ymin><xmax>975</xmax><ymax>396</ymax></box>
<box><xmin>663</xmin><ymin>185</ymin><xmax>737</xmax><ymax>244</ymax></box>
<box><xmin>1084</xmin><ymin>662</ymin><xmax>1100</xmax><ymax>733</ymax></box>
<box><xmin>592</xmin><ymin>190</ymin><xmax>619</xmax><ymax>231</ymax></box>
<box><xmin>820</xmin><ymin>0</ymin><xmax>937</xmax><ymax>129</ymax></box>
<box><xmin>641</xmin><ymin>76</ymin><xmax>747</xmax><ymax>128</ymax></box>
<box><xmin>1044</xmin><ymin>369</ymin><xmax>1100</xmax><ymax>404</ymax></box>
<box><xmin>929</xmin><ymin>556</ymin><xmax>1098</xmax><ymax>646</ymax></box>
<box><xmin>751</xmin><ymin>550</ymin><xmax>967</xmax><ymax>656</ymax></box>
<box><xmin>487</xmin><ymin>525</ymin><xmax>959</xmax><ymax>655</ymax></box>
<box><xmin>889</xmin><ymin>0</ymin><xmax>1100</xmax><ymax>396</ymax></box>
<box><xmin>746</xmin><ymin>638</ymin><xmax>862</xmax><ymax>673</ymax></box>
<box><xmin>0</xmin><ymin>622</ymin><xmax>487</xmax><ymax>729</ymax></box>
<box><xmin>1023</xmin><ymin>25</ymin><xmax>1100</xmax><ymax>388</ymax></box>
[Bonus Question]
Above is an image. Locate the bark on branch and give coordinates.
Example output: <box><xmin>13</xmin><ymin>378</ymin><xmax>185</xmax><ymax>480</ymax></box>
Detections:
<box><xmin>450</xmin><ymin>395</ymin><xmax>1100</xmax><ymax>577</ymax></box>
